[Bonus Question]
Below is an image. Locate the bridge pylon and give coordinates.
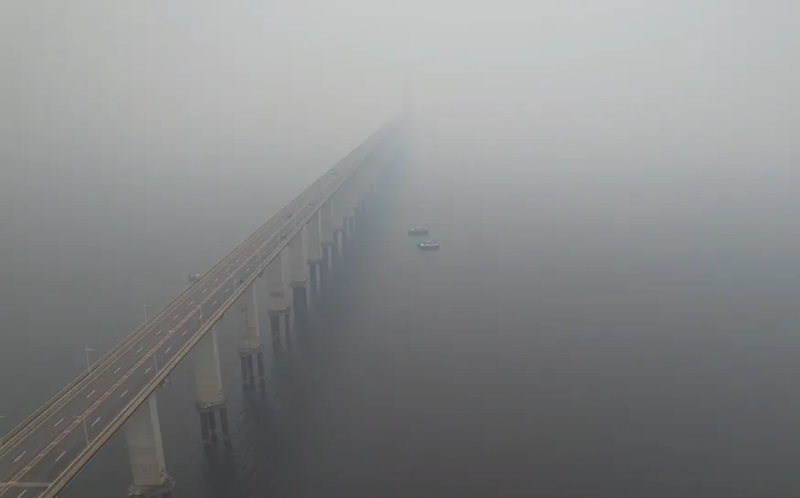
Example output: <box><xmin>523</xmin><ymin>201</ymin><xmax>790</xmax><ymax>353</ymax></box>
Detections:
<box><xmin>237</xmin><ymin>284</ymin><xmax>262</xmax><ymax>388</ymax></box>
<box><xmin>265</xmin><ymin>250</ymin><xmax>292</xmax><ymax>352</ymax></box>
<box><xmin>192</xmin><ymin>325</ymin><xmax>229</xmax><ymax>445</ymax></box>
<box><xmin>125</xmin><ymin>394</ymin><xmax>174</xmax><ymax>498</ymax></box>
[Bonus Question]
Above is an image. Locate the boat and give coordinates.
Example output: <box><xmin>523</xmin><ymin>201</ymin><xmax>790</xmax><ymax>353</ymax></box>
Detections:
<box><xmin>417</xmin><ymin>240</ymin><xmax>440</xmax><ymax>250</ymax></box>
<box><xmin>408</xmin><ymin>226</ymin><xmax>429</xmax><ymax>235</ymax></box>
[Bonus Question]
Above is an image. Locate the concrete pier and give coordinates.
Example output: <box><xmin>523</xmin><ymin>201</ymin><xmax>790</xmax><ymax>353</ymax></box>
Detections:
<box><xmin>266</xmin><ymin>251</ymin><xmax>291</xmax><ymax>351</ymax></box>
<box><xmin>331</xmin><ymin>192</ymin><xmax>346</xmax><ymax>271</ymax></box>
<box><xmin>305</xmin><ymin>211</ymin><xmax>322</xmax><ymax>297</ymax></box>
<box><xmin>289</xmin><ymin>229</ymin><xmax>308</xmax><ymax>319</ymax></box>
<box><xmin>237</xmin><ymin>284</ymin><xmax>261</xmax><ymax>386</ymax></box>
<box><xmin>192</xmin><ymin>326</ymin><xmax>228</xmax><ymax>444</ymax></box>
<box><xmin>319</xmin><ymin>199</ymin><xmax>334</xmax><ymax>288</ymax></box>
<box><xmin>125</xmin><ymin>394</ymin><xmax>173</xmax><ymax>498</ymax></box>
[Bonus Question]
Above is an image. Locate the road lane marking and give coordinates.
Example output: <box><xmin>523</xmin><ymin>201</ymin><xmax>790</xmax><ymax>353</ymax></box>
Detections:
<box><xmin>164</xmin><ymin>347</ymin><xmax>171</xmax><ymax>354</ymax></box>
<box><xmin>189</xmin><ymin>300</ymin><xmax>194</xmax><ymax>305</ymax></box>
<box><xmin>15</xmin><ymin>490</ymin><xmax>26</xmax><ymax>498</ymax></box>
<box><xmin>156</xmin><ymin>329</ymin><xmax>163</xmax><ymax>336</ymax></box>
<box><xmin>54</xmin><ymin>451</ymin><xmax>67</xmax><ymax>463</ymax></box>
<box><xmin>0</xmin><ymin>324</ymin><xmax>185</xmax><ymax>491</ymax></box>
<box><xmin>85</xmin><ymin>390</ymin><xmax>95</xmax><ymax>399</ymax></box>
<box><xmin>136</xmin><ymin>346</ymin><xmax>143</xmax><ymax>353</ymax></box>
<box><xmin>90</xmin><ymin>417</ymin><xmax>101</xmax><ymax>427</ymax></box>
<box><xmin>214</xmin><ymin>278</ymin><xmax>218</xmax><ymax>282</ymax></box>
<box><xmin>53</xmin><ymin>418</ymin><xmax>64</xmax><ymax>428</ymax></box>
<box><xmin>173</xmin><ymin>314</ymin><xmax>178</xmax><ymax>319</ymax></box>
<box><xmin>202</xmin><ymin>288</ymin><xmax>207</xmax><ymax>293</ymax></box>
<box><xmin>119</xmin><ymin>390</ymin><xmax>128</xmax><ymax>398</ymax></box>
<box><xmin>182</xmin><ymin>330</ymin><xmax>188</xmax><ymax>336</ymax></box>
<box><xmin>235</xmin><ymin>259</ymin><xmax>239</xmax><ymax>264</ymax></box>
<box><xmin>212</xmin><ymin>300</ymin><xmax>217</xmax><ymax>306</ymax></box>
<box><xmin>13</xmin><ymin>451</ymin><xmax>27</xmax><ymax>463</ymax></box>
<box><xmin>224</xmin><ymin>288</ymin><xmax>229</xmax><ymax>293</ymax></box>
<box><xmin>114</xmin><ymin>367</ymin><xmax>122</xmax><ymax>374</ymax></box>
<box><xmin>144</xmin><ymin>367</ymin><xmax>152</xmax><ymax>375</ymax></box>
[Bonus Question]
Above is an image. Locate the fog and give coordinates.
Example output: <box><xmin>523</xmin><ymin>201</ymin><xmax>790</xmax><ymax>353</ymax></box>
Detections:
<box><xmin>2</xmin><ymin>1</ymin><xmax>800</xmax><ymax>495</ymax></box>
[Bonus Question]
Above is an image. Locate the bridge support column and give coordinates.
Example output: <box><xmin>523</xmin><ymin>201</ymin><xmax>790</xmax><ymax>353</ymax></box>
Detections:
<box><xmin>319</xmin><ymin>199</ymin><xmax>334</xmax><ymax>289</ymax></box>
<box><xmin>289</xmin><ymin>229</ymin><xmax>308</xmax><ymax>321</ymax></box>
<box><xmin>266</xmin><ymin>251</ymin><xmax>291</xmax><ymax>351</ymax></box>
<box><xmin>237</xmin><ymin>284</ymin><xmax>262</xmax><ymax>387</ymax></box>
<box><xmin>344</xmin><ymin>215</ymin><xmax>355</xmax><ymax>252</ymax></box>
<box><xmin>305</xmin><ymin>212</ymin><xmax>322</xmax><ymax>299</ymax></box>
<box><xmin>125</xmin><ymin>394</ymin><xmax>174</xmax><ymax>498</ymax></box>
<box><xmin>268</xmin><ymin>312</ymin><xmax>291</xmax><ymax>351</ymax></box>
<box><xmin>193</xmin><ymin>326</ymin><xmax>228</xmax><ymax>445</ymax></box>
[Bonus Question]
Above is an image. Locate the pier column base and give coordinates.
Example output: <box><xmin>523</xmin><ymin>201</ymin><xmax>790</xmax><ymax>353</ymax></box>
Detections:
<box><xmin>320</xmin><ymin>243</ymin><xmax>334</xmax><ymax>289</ymax></box>
<box><xmin>238</xmin><ymin>349</ymin><xmax>261</xmax><ymax>387</ymax></box>
<box><xmin>292</xmin><ymin>283</ymin><xmax>308</xmax><ymax>318</ymax></box>
<box><xmin>308</xmin><ymin>259</ymin><xmax>321</xmax><ymax>297</ymax></box>
<box><xmin>331</xmin><ymin>229</ymin><xmax>343</xmax><ymax>272</ymax></box>
<box><xmin>128</xmin><ymin>475</ymin><xmax>175</xmax><ymax>498</ymax></box>
<box><xmin>126</xmin><ymin>395</ymin><xmax>172</xmax><ymax>498</ymax></box>
<box><xmin>269</xmin><ymin>310</ymin><xmax>293</xmax><ymax>352</ymax></box>
<box><xmin>197</xmin><ymin>401</ymin><xmax>230</xmax><ymax>446</ymax></box>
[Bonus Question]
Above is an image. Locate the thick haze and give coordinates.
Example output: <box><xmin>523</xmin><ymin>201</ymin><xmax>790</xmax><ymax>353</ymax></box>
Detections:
<box><xmin>3</xmin><ymin>2</ymin><xmax>800</xmax><ymax>496</ymax></box>
<box><xmin>2</xmin><ymin>0</ymin><xmax>800</xmax><ymax>414</ymax></box>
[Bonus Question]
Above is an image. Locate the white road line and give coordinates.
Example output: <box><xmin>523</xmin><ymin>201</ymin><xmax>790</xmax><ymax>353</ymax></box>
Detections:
<box><xmin>114</xmin><ymin>366</ymin><xmax>122</xmax><ymax>374</ymax></box>
<box><xmin>15</xmin><ymin>490</ymin><xmax>26</xmax><ymax>498</ymax></box>
<box><xmin>214</xmin><ymin>278</ymin><xmax>219</xmax><ymax>282</ymax></box>
<box><xmin>202</xmin><ymin>288</ymin><xmax>207</xmax><ymax>293</ymax></box>
<box><xmin>54</xmin><ymin>417</ymin><xmax>64</xmax><ymax>427</ymax></box>
<box><xmin>13</xmin><ymin>451</ymin><xmax>27</xmax><ymax>463</ymax></box>
<box><xmin>55</xmin><ymin>450</ymin><xmax>67</xmax><ymax>463</ymax></box>
<box><xmin>156</xmin><ymin>329</ymin><xmax>163</xmax><ymax>336</ymax></box>
<box><xmin>173</xmin><ymin>314</ymin><xmax>178</xmax><ymax>319</ymax></box>
<box><xmin>224</xmin><ymin>288</ymin><xmax>229</xmax><ymax>293</ymax></box>
<box><xmin>144</xmin><ymin>367</ymin><xmax>152</xmax><ymax>375</ymax></box>
<box><xmin>189</xmin><ymin>300</ymin><xmax>194</xmax><ymax>305</ymax></box>
<box><xmin>91</xmin><ymin>416</ymin><xmax>101</xmax><ymax>427</ymax></box>
<box><xmin>86</xmin><ymin>390</ymin><xmax>95</xmax><ymax>398</ymax></box>
<box><xmin>136</xmin><ymin>346</ymin><xmax>143</xmax><ymax>353</ymax></box>
<box><xmin>182</xmin><ymin>330</ymin><xmax>188</xmax><ymax>336</ymax></box>
<box><xmin>235</xmin><ymin>259</ymin><xmax>239</xmax><ymax>264</ymax></box>
<box><xmin>165</xmin><ymin>346</ymin><xmax>171</xmax><ymax>354</ymax></box>
<box><xmin>212</xmin><ymin>300</ymin><xmax>217</xmax><ymax>306</ymax></box>
<box><xmin>120</xmin><ymin>389</ymin><xmax>128</xmax><ymax>398</ymax></box>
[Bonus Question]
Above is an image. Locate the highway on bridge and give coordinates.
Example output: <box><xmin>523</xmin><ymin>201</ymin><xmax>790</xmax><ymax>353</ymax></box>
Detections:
<box><xmin>0</xmin><ymin>123</ymin><xmax>388</xmax><ymax>498</ymax></box>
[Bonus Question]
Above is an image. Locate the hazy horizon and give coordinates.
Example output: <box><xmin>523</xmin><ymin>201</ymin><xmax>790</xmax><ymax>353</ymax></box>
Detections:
<box><xmin>2</xmin><ymin>2</ymin><xmax>800</xmax><ymax>496</ymax></box>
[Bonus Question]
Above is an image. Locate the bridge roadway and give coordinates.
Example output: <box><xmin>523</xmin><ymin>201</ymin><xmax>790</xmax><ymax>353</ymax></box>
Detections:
<box><xmin>0</xmin><ymin>124</ymin><xmax>388</xmax><ymax>498</ymax></box>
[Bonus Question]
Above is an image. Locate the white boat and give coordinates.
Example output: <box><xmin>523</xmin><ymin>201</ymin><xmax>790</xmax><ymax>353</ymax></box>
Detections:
<box><xmin>417</xmin><ymin>240</ymin><xmax>440</xmax><ymax>250</ymax></box>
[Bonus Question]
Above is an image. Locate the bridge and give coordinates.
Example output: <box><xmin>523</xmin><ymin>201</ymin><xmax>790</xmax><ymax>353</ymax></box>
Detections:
<box><xmin>0</xmin><ymin>118</ymin><xmax>403</xmax><ymax>498</ymax></box>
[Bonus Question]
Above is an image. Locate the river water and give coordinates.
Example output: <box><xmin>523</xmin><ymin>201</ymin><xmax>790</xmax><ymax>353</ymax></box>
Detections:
<box><xmin>4</xmin><ymin>119</ymin><xmax>800</xmax><ymax>497</ymax></box>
